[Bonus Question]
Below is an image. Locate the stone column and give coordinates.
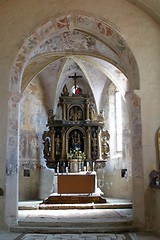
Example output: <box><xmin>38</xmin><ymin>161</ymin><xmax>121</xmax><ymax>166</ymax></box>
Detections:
<box><xmin>87</xmin><ymin>127</ymin><xmax>91</xmax><ymax>160</ymax></box>
<box><xmin>97</xmin><ymin>126</ymin><xmax>102</xmax><ymax>159</ymax></box>
<box><xmin>125</xmin><ymin>91</ymin><xmax>144</xmax><ymax>227</ymax></box>
<box><xmin>86</xmin><ymin>99</ymin><xmax>90</xmax><ymax>121</ymax></box>
<box><xmin>61</xmin><ymin>127</ymin><xmax>66</xmax><ymax>160</ymax></box>
<box><xmin>5</xmin><ymin>92</ymin><xmax>24</xmax><ymax>227</ymax></box>
<box><xmin>50</xmin><ymin>129</ymin><xmax>55</xmax><ymax>161</ymax></box>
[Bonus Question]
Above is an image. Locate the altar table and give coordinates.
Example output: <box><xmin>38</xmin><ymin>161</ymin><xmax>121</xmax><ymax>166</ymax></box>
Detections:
<box><xmin>57</xmin><ymin>172</ymin><xmax>96</xmax><ymax>194</ymax></box>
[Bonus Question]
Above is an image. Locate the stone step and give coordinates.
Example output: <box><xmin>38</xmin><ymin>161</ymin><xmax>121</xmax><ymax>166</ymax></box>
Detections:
<box><xmin>10</xmin><ymin>225</ymin><xmax>136</xmax><ymax>234</ymax></box>
<box><xmin>19</xmin><ymin>203</ymin><xmax>132</xmax><ymax>210</ymax></box>
<box><xmin>18</xmin><ymin>218</ymin><xmax>133</xmax><ymax>227</ymax></box>
<box><xmin>42</xmin><ymin>195</ymin><xmax>107</xmax><ymax>204</ymax></box>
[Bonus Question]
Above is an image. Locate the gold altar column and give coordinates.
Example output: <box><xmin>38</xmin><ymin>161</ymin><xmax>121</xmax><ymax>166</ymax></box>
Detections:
<box><xmin>62</xmin><ymin>100</ymin><xmax>66</xmax><ymax>121</ymax></box>
<box><xmin>86</xmin><ymin>99</ymin><xmax>90</xmax><ymax>121</ymax></box>
<box><xmin>87</xmin><ymin>126</ymin><xmax>91</xmax><ymax>160</ymax></box>
<box><xmin>61</xmin><ymin>127</ymin><xmax>66</xmax><ymax>160</ymax></box>
<box><xmin>97</xmin><ymin>126</ymin><xmax>102</xmax><ymax>159</ymax></box>
<box><xmin>50</xmin><ymin>129</ymin><xmax>55</xmax><ymax>160</ymax></box>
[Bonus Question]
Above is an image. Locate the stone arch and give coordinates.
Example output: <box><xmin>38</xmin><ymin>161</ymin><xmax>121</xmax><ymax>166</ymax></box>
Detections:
<box><xmin>10</xmin><ymin>12</ymin><xmax>139</xmax><ymax>93</ymax></box>
<box><xmin>6</xmin><ymin>11</ymin><xmax>143</xmax><ymax>227</ymax></box>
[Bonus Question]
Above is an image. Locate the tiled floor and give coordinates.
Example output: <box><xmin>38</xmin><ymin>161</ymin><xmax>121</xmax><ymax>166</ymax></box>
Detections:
<box><xmin>0</xmin><ymin>232</ymin><xmax>159</xmax><ymax>240</ymax></box>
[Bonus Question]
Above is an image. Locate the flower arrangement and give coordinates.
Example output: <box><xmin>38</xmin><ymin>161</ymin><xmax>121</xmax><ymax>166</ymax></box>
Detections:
<box><xmin>67</xmin><ymin>147</ymin><xmax>86</xmax><ymax>160</ymax></box>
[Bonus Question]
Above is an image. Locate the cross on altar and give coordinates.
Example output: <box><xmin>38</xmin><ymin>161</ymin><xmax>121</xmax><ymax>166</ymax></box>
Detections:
<box><xmin>68</xmin><ymin>73</ymin><xmax>82</xmax><ymax>91</ymax></box>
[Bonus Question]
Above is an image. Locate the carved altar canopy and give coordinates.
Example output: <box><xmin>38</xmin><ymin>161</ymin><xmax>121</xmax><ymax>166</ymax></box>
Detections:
<box><xmin>42</xmin><ymin>78</ymin><xmax>110</xmax><ymax>173</ymax></box>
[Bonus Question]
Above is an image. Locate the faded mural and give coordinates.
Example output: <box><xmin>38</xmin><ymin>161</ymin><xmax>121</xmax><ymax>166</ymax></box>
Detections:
<box><xmin>19</xmin><ymin>77</ymin><xmax>50</xmax><ymax>200</ymax></box>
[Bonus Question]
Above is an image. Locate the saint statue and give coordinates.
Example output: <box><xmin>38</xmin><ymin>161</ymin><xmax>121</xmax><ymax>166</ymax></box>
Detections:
<box><xmin>92</xmin><ymin>133</ymin><xmax>97</xmax><ymax>152</ymax></box>
<box><xmin>101</xmin><ymin>130</ymin><xmax>110</xmax><ymax>159</ymax></box>
<box><xmin>55</xmin><ymin>135</ymin><xmax>61</xmax><ymax>156</ymax></box>
<box><xmin>48</xmin><ymin>109</ymin><xmax>56</xmax><ymax>125</ymax></box>
<box><xmin>61</xmin><ymin>84</ymin><xmax>69</xmax><ymax>96</ymax></box>
<box><xmin>71</xmin><ymin>131</ymin><xmax>81</xmax><ymax>150</ymax></box>
<box><xmin>44</xmin><ymin>138</ymin><xmax>50</xmax><ymax>158</ymax></box>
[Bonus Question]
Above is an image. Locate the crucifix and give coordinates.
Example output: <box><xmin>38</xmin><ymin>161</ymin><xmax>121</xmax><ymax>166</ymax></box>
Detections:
<box><xmin>68</xmin><ymin>73</ymin><xmax>82</xmax><ymax>93</ymax></box>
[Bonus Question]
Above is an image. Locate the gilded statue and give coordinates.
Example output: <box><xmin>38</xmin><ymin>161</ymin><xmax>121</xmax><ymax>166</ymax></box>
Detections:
<box><xmin>48</xmin><ymin>109</ymin><xmax>56</xmax><ymax>125</ymax></box>
<box><xmin>92</xmin><ymin>133</ymin><xmax>97</xmax><ymax>152</ymax></box>
<box><xmin>43</xmin><ymin>138</ymin><xmax>50</xmax><ymax>158</ymax></box>
<box><xmin>55</xmin><ymin>135</ymin><xmax>61</xmax><ymax>156</ymax></box>
<box><xmin>61</xmin><ymin>84</ymin><xmax>69</xmax><ymax>96</ymax></box>
<box><xmin>101</xmin><ymin>130</ymin><xmax>110</xmax><ymax>159</ymax></box>
<box><xmin>97</xmin><ymin>109</ymin><xmax>104</xmax><ymax>123</ymax></box>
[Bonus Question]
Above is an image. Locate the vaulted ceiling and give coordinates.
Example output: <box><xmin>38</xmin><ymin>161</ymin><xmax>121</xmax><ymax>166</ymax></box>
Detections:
<box><xmin>20</xmin><ymin>0</ymin><xmax>160</xmax><ymax>114</ymax></box>
<box><xmin>22</xmin><ymin>30</ymin><xmax>128</xmax><ymax>114</ymax></box>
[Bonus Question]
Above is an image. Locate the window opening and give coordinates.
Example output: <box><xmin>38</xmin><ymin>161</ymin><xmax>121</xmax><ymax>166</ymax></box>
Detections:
<box><xmin>115</xmin><ymin>91</ymin><xmax>122</xmax><ymax>152</ymax></box>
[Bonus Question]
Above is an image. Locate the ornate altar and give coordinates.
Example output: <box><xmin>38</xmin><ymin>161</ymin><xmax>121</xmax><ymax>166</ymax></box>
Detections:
<box><xmin>42</xmin><ymin>81</ymin><xmax>110</xmax><ymax>173</ymax></box>
<box><xmin>41</xmin><ymin>75</ymin><xmax>110</xmax><ymax>204</ymax></box>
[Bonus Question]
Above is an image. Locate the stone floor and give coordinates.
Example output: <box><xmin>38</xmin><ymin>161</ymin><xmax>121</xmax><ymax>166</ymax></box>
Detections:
<box><xmin>0</xmin><ymin>232</ymin><xmax>159</xmax><ymax>240</ymax></box>
<box><xmin>1</xmin><ymin>199</ymin><xmax>159</xmax><ymax>240</ymax></box>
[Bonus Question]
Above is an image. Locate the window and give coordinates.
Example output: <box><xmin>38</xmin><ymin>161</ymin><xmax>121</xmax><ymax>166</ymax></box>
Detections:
<box><xmin>115</xmin><ymin>91</ymin><xmax>122</xmax><ymax>152</ymax></box>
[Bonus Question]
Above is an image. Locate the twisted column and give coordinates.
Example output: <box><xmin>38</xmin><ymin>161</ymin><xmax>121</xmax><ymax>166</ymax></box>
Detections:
<box><xmin>50</xmin><ymin>129</ymin><xmax>55</xmax><ymax>160</ymax></box>
<box><xmin>87</xmin><ymin>126</ymin><xmax>91</xmax><ymax>160</ymax></box>
<box><xmin>86</xmin><ymin>99</ymin><xmax>90</xmax><ymax>121</ymax></box>
<box><xmin>62</xmin><ymin>100</ymin><xmax>66</xmax><ymax>121</ymax></box>
<box><xmin>97</xmin><ymin>126</ymin><xmax>102</xmax><ymax>159</ymax></box>
<box><xmin>61</xmin><ymin>127</ymin><xmax>66</xmax><ymax>160</ymax></box>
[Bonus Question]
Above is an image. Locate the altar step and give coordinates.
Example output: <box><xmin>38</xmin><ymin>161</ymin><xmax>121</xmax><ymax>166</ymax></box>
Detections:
<box><xmin>18</xmin><ymin>199</ymin><xmax>132</xmax><ymax>210</ymax></box>
<box><xmin>39</xmin><ymin>202</ymin><xmax>132</xmax><ymax>210</ymax></box>
<box><xmin>11</xmin><ymin>225</ymin><xmax>135</xmax><ymax>234</ymax></box>
<box><xmin>11</xmin><ymin>218</ymin><xmax>135</xmax><ymax>234</ymax></box>
<box><xmin>41</xmin><ymin>194</ymin><xmax>106</xmax><ymax>205</ymax></box>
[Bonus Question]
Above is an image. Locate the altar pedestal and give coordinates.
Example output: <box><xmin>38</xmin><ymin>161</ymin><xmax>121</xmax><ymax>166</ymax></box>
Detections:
<box><xmin>41</xmin><ymin>172</ymin><xmax>106</xmax><ymax>205</ymax></box>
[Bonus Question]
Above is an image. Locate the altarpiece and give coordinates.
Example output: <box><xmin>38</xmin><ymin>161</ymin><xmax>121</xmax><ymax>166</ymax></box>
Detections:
<box><xmin>42</xmin><ymin>74</ymin><xmax>109</xmax><ymax>201</ymax></box>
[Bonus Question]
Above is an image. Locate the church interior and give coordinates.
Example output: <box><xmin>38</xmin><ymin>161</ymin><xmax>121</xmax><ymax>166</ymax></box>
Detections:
<box><xmin>0</xmin><ymin>0</ymin><xmax>160</xmax><ymax>239</ymax></box>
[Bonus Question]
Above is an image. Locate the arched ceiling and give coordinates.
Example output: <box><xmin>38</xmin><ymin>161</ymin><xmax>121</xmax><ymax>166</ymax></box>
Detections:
<box><xmin>22</xmin><ymin>30</ymin><xmax>128</xmax><ymax>114</ymax></box>
<box><xmin>18</xmin><ymin>0</ymin><xmax>160</xmax><ymax>115</ymax></box>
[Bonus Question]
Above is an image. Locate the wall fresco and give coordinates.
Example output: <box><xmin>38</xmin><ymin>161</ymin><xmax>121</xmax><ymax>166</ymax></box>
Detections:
<box><xmin>19</xmin><ymin>77</ymin><xmax>48</xmax><ymax>170</ymax></box>
<box><xmin>9</xmin><ymin>12</ymin><xmax>135</xmax><ymax>92</ymax></box>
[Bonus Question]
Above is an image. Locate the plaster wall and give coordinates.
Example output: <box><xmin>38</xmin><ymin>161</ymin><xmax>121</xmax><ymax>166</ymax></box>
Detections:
<box><xmin>101</xmin><ymin>84</ymin><xmax>132</xmax><ymax>200</ymax></box>
<box><xmin>0</xmin><ymin>0</ymin><xmax>160</xmax><ymax>232</ymax></box>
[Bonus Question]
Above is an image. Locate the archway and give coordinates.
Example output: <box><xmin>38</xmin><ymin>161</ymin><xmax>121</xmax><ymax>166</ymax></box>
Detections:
<box><xmin>5</xmin><ymin>12</ymin><xmax>144</xmax><ymax>228</ymax></box>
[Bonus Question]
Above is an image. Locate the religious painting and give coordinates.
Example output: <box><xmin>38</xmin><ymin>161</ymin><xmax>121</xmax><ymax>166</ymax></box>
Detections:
<box><xmin>19</xmin><ymin>131</ymin><xmax>27</xmax><ymax>158</ymax></box>
<box><xmin>68</xmin><ymin>129</ymin><xmax>84</xmax><ymax>152</ymax></box>
<box><xmin>28</xmin><ymin>133</ymin><xmax>39</xmax><ymax>159</ymax></box>
<box><xmin>69</xmin><ymin>106</ymin><xmax>83</xmax><ymax>121</ymax></box>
